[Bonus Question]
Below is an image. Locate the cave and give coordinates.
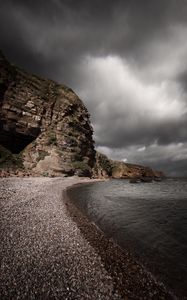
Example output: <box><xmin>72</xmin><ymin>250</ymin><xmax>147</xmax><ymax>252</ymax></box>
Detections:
<box><xmin>0</xmin><ymin>82</ymin><xmax>7</xmax><ymax>102</ymax></box>
<box><xmin>0</xmin><ymin>124</ymin><xmax>40</xmax><ymax>154</ymax></box>
<box><xmin>0</xmin><ymin>79</ymin><xmax>40</xmax><ymax>153</ymax></box>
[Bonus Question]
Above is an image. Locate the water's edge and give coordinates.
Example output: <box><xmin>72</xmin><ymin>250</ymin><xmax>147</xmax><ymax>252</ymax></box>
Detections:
<box><xmin>64</xmin><ymin>182</ymin><xmax>177</xmax><ymax>300</ymax></box>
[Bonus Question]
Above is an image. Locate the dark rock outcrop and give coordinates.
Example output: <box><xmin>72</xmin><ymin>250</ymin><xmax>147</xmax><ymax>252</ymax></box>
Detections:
<box><xmin>0</xmin><ymin>51</ymin><xmax>165</xmax><ymax>178</ymax></box>
<box><xmin>93</xmin><ymin>152</ymin><xmax>112</xmax><ymax>178</ymax></box>
<box><xmin>94</xmin><ymin>152</ymin><xmax>165</xmax><ymax>179</ymax></box>
<box><xmin>0</xmin><ymin>51</ymin><xmax>95</xmax><ymax>177</ymax></box>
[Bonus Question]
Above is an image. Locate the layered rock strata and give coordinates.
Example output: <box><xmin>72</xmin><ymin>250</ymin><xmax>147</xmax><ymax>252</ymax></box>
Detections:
<box><xmin>93</xmin><ymin>152</ymin><xmax>164</xmax><ymax>179</ymax></box>
<box><xmin>0</xmin><ymin>51</ymin><xmax>164</xmax><ymax>179</ymax></box>
<box><xmin>0</xmin><ymin>51</ymin><xmax>95</xmax><ymax>177</ymax></box>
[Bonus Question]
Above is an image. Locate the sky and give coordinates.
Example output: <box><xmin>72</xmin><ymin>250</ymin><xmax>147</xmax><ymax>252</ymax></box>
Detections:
<box><xmin>0</xmin><ymin>0</ymin><xmax>187</xmax><ymax>176</ymax></box>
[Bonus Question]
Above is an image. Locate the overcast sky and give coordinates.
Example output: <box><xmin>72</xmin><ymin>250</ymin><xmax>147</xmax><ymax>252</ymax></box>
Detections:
<box><xmin>1</xmin><ymin>0</ymin><xmax>187</xmax><ymax>176</ymax></box>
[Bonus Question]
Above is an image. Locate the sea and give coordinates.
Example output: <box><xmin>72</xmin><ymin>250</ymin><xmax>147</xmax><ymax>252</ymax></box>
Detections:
<box><xmin>68</xmin><ymin>178</ymin><xmax>187</xmax><ymax>298</ymax></box>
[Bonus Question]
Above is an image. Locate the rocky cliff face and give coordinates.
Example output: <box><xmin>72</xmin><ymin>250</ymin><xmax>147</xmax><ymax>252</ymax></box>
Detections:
<box><xmin>0</xmin><ymin>51</ymin><xmax>95</xmax><ymax>177</ymax></box>
<box><xmin>0</xmin><ymin>51</ymin><xmax>164</xmax><ymax>178</ymax></box>
<box><xmin>93</xmin><ymin>152</ymin><xmax>164</xmax><ymax>179</ymax></box>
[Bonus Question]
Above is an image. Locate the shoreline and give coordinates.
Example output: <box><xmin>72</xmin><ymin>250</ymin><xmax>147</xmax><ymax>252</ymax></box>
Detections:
<box><xmin>64</xmin><ymin>181</ymin><xmax>178</xmax><ymax>300</ymax></box>
<box><xmin>0</xmin><ymin>177</ymin><xmax>121</xmax><ymax>300</ymax></box>
<box><xmin>0</xmin><ymin>177</ymin><xmax>178</xmax><ymax>299</ymax></box>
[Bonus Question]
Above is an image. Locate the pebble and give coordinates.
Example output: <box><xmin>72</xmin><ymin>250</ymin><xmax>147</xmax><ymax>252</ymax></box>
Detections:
<box><xmin>0</xmin><ymin>177</ymin><xmax>177</xmax><ymax>300</ymax></box>
<box><xmin>0</xmin><ymin>177</ymin><xmax>122</xmax><ymax>299</ymax></box>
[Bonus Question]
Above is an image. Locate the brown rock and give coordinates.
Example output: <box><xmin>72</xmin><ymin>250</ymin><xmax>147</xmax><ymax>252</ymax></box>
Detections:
<box><xmin>93</xmin><ymin>152</ymin><xmax>165</xmax><ymax>179</ymax></box>
<box><xmin>0</xmin><ymin>51</ymin><xmax>165</xmax><ymax>179</ymax></box>
<box><xmin>0</xmin><ymin>51</ymin><xmax>95</xmax><ymax>177</ymax></box>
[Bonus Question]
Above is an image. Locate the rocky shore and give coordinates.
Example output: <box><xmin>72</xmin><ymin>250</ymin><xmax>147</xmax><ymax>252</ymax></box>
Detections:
<box><xmin>0</xmin><ymin>177</ymin><xmax>176</xmax><ymax>299</ymax></box>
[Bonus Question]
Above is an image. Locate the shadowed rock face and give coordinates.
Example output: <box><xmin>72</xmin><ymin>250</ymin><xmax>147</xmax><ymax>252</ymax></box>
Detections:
<box><xmin>0</xmin><ymin>51</ymin><xmax>164</xmax><ymax>178</ymax></box>
<box><xmin>0</xmin><ymin>51</ymin><xmax>95</xmax><ymax>176</ymax></box>
<box><xmin>93</xmin><ymin>152</ymin><xmax>165</xmax><ymax>179</ymax></box>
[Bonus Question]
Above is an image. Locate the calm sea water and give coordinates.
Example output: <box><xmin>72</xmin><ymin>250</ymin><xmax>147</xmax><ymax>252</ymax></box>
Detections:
<box><xmin>68</xmin><ymin>178</ymin><xmax>187</xmax><ymax>298</ymax></box>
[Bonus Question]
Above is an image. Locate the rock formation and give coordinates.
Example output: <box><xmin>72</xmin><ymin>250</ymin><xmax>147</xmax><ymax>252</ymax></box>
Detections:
<box><xmin>93</xmin><ymin>152</ymin><xmax>164</xmax><ymax>179</ymax></box>
<box><xmin>0</xmin><ymin>51</ymin><xmax>164</xmax><ymax>179</ymax></box>
<box><xmin>93</xmin><ymin>152</ymin><xmax>112</xmax><ymax>178</ymax></box>
<box><xmin>0</xmin><ymin>51</ymin><xmax>95</xmax><ymax>177</ymax></box>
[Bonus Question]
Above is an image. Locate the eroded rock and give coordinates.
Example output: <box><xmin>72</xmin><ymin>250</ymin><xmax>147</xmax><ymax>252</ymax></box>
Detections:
<box><xmin>0</xmin><ymin>51</ymin><xmax>95</xmax><ymax>177</ymax></box>
<box><xmin>0</xmin><ymin>51</ymin><xmax>165</xmax><ymax>179</ymax></box>
<box><xmin>94</xmin><ymin>152</ymin><xmax>165</xmax><ymax>179</ymax></box>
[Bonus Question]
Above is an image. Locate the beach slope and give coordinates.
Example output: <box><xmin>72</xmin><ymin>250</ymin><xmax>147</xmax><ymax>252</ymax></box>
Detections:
<box><xmin>0</xmin><ymin>177</ymin><xmax>175</xmax><ymax>299</ymax></box>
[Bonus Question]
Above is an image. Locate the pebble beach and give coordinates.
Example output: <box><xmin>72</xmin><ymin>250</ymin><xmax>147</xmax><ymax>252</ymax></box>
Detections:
<box><xmin>0</xmin><ymin>177</ymin><xmax>177</xmax><ymax>299</ymax></box>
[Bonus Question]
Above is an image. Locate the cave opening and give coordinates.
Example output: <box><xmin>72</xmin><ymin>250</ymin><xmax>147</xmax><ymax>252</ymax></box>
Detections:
<box><xmin>0</xmin><ymin>125</ymin><xmax>40</xmax><ymax>154</ymax></box>
<box><xmin>0</xmin><ymin>85</ymin><xmax>6</xmax><ymax>105</ymax></box>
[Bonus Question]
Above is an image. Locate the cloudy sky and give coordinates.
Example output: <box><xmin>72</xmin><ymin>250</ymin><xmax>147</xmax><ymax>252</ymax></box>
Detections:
<box><xmin>1</xmin><ymin>0</ymin><xmax>187</xmax><ymax>176</ymax></box>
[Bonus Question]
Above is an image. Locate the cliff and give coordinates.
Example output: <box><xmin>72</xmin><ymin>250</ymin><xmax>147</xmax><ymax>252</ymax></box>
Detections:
<box><xmin>0</xmin><ymin>52</ymin><xmax>164</xmax><ymax>179</ymax></box>
<box><xmin>0</xmin><ymin>51</ymin><xmax>95</xmax><ymax>177</ymax></box>
<box><xmin>93</xmin><ymin>152</ymin><xmax>164</xmax><ymax>179</ymax></box>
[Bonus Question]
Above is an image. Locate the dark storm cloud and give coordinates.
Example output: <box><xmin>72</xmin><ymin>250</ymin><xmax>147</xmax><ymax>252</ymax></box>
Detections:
<box><xmin>77</xmin><ymin>54</ymin><xmax>187</xmax><ymax>146</ymax></box>
<box><xmin>1</xmin><ymin>0</ymin><xmax>187</xmax><ymax>74</ymax></box>
<box><xmin>0</xmin><ymin>0</ymin><xmax>187</xmax><ymax>175</ymax></box>
<box><xmin>177</xmin><ymin>71</ymin><xmax>187</xmax><ymax>93</ymax></box>
<box><xmin>96</xmin><ymin>118</ymin><xmax>187</xmax><ymax>149</ymax></box>
<box><xmin>0</xmin><ymin>1</ymin><xmax>61</xmax><ymax>78</ymax></box>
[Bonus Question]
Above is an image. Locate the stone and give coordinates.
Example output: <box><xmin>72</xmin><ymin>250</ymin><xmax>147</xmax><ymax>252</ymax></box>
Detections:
<box><xmin>0</xmin><ymin>51</ymin><xmax>165</xmax><ymax>179</ymax></box>
<box><xmin>0</xmin><ymin>52</ymin><xmax>95</xmax><ymax>177</ymax></box>
<box><xmin>93</xmin><ymin>152</ymin><xmax>164</xmax><ymax>179</ymax></box>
